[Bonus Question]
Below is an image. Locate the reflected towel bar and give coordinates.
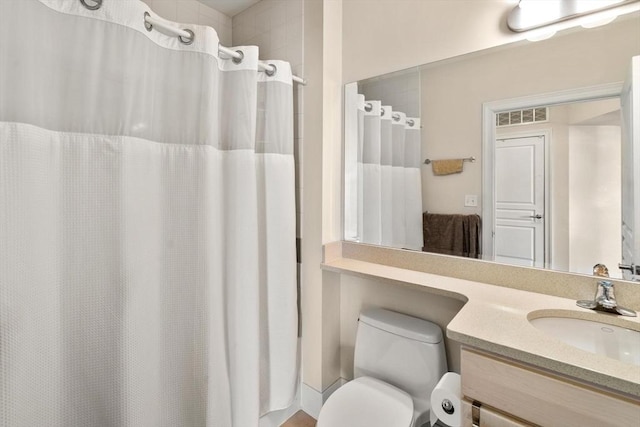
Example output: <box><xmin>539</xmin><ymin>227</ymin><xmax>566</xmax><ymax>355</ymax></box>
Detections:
<box><xmin>424</xmin><ymin>156</ymin><xmax>475</xmax><ymax>164</ymax></box>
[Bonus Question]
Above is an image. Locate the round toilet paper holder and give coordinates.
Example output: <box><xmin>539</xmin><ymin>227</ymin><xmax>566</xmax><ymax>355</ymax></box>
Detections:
<box><xmin>442</xmin><ymin>399</ymin><xmax>455</xmax><ymax>415</ymax></box>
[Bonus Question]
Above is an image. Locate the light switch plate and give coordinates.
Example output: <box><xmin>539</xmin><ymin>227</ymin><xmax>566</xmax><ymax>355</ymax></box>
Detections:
<box><xmin>465</xmin><ymin>194</ymin><xmax>478</xmax><ymax>207</ymax></box>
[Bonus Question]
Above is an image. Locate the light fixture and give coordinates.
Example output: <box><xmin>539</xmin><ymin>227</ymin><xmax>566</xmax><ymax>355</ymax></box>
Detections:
<box><xmin>574</xmin><ymin>0</ymin><xmax>624</xmax><ymax>14</ymax></box>
<box><xmin>508</xmin><ymin>0</ymin><xmax>639</xmax><ymax>40</ymax></box>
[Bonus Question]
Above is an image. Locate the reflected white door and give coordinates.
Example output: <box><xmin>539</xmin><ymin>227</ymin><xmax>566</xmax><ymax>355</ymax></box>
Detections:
<box><xmin>494</xmin><ymin>136</ymin><xmax>545</xmax><ymax>267</ymax></box>
<box><xmin>621</xmin><ymin>55</ymin><xmax>640</xmax><ymax>281</ymax></box>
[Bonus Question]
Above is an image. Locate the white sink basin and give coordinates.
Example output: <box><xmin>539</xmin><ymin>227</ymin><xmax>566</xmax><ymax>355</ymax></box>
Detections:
<box><xmin>529</xmin><ymin>317</ymin><xmax>640</xmax><ymax>366</ymax></box>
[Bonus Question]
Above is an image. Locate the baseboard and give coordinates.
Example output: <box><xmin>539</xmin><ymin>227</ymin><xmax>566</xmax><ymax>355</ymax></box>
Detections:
<box><xmin>300</xmin><ymin>377</ymin><xmax>347</xmax><ymax>419</ymax></box>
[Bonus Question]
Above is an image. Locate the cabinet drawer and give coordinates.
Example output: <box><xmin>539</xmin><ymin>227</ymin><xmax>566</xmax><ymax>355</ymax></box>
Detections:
<box><xmin>462</xmin><ymin>399</ymin><xmax>531</xmax><ymax>427</ymax></box>
<box><xmin>461</xmin><ymin>348</ymin><xmax>640</xmax><ymax>427</ymax></box>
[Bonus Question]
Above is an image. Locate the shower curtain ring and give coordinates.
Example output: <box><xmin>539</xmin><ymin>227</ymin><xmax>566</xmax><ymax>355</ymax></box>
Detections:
<box><xmin>179</xmin><ymin>29</ymin><xmax>195</xmax><ymax>45</ymax></box>
<box><xmin>144</xmin><ymin>12</ymin><xmax>153</xmax><ymax>31</ymax></box>
<box><xmin>80</xmin><ymin>0</ymin><xmax>102</xmax><ymax>10</ymax></box>
<box><xmin>265</xmin><ymin>64</ymin><xmax>277</xmax><ymax>77</ymax></box>
<box><xmin>407</xmin><ymin>119</ymin><xmax>415</xmax><ymax>127</ymax></box>
<box><xmin>232</xmin><ymin>50</ymin><xmax>245</xmax><ymax>64</ymax></box>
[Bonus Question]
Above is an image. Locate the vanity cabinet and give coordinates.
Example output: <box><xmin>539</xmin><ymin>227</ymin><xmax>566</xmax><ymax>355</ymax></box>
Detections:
<box><xmin>460</xmin><ymin>348</ymin><xmax>640</xmax><ymax>427</ymax></box>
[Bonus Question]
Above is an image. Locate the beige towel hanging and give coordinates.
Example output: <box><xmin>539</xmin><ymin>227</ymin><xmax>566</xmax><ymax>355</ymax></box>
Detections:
<box><xmin>431</xmin><ymin>159</ymin><xmax>464</xmax><ymax>175</ymax></box>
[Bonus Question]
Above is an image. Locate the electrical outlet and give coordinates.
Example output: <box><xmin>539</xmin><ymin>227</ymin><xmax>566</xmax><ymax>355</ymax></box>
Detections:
<box><xmin>464</xmin><ymin>194</ymin><xmax>478</xmax><ymax>207</ymax></box>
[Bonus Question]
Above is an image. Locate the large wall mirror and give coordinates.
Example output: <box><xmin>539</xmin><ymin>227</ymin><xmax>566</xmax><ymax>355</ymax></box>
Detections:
<box><xmin>344</xmin><ymin>13</ymin><xmax>640</xmax><ymax>281</ymax></box>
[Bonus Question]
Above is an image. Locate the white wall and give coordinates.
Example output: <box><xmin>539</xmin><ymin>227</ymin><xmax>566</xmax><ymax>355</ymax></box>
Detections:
<box><xmin>141</xmin><ymin>0</ymin><xmax>232</xmax><ymax>45</ymax></box>
<box><xmin>568</xmin><ymin>125</ymin><xmax>622</xmax><ymax>277</ymax></box>
<box><xmin>342</xmin><ymin>0</ymin><xmax>526</xmax><ymax>83</ymax></box>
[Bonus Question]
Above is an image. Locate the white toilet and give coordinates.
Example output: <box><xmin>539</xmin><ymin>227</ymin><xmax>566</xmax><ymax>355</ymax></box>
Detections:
<box><xmin>317</xmin><ymin>308</ymin><xmax>448</xmax><ymax>427</ymax></box>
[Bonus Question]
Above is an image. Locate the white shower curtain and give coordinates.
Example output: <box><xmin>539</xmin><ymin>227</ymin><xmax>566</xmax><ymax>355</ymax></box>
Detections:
<box><xmin>358</xmin><ymin>100</ymin><xmax>423</xmax><ymax>249</ymax></box>
<box><xmin>0</xmin><ymin>1</ymin><xmax>297</xmax><ymax>426</ymax></box>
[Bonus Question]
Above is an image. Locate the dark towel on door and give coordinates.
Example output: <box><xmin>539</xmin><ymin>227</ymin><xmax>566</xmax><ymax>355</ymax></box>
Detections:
<box><xmin>422</xmin><ymin>213</ymin><xmax>481</xmax><ymax>258</ymax></box>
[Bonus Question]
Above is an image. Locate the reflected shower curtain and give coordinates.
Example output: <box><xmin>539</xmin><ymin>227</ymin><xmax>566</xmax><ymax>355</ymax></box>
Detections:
<box><xmin>343</xmin><ymin>90</ymin><xmax>365</xmax><ymax>242</ymax></box>
<box><xmin>380</xmin><ymin>106</ymin><xmax>394</xmax><ymax>247</ymax></box>
<box><xmin>362</xmin><ymin>101</ymin><xmax>382</xmax><ymax>244</ymax></box>
<box><xmin>404</xmin><ymin>119</ymin><xmax>423</xmax><ymax>251</ymax></box>
<box><xmin>357</xmin><ymin>95</ymin><xmax>366</xmax><ymax>243</ymax></box>
<box><xmin>0</xmin><ymin>1</ymin><xmax>297</xmax><ymax>426</ymax></box>
<box><xmin>359</xmin><ymin>101</ymin><xmax>423</xmax><ymax>250</ymax></box>
<box><xmin>391</xmin><ymin>111</ymin><xmax>407</xmax><ymax>248</ymax></box>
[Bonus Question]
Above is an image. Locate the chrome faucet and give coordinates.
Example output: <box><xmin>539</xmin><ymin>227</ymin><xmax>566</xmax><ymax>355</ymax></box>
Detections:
<box><xmin>577</xmin><ymin>280</ymin><xmax>637</xmax><ymax>317</ymax></box>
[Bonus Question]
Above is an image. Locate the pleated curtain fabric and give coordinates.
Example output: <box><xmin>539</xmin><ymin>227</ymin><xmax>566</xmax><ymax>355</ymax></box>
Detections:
<box><xmin>356</xmin><ymin>95</ymin><xmax>366</xmax><ymax>243</ymax></box>
<box><xmin>359</xmin><ymin>101</ymin><xmax>423</xmax><ymax>249</ymax></box>
<box><xmin>362</xmin><ymin>101</ymin><xmax>382</xmax><ymax>244</ymax></box>
<box><xmin>343</xmin><ymin>90</ymin><xmax>364</xmax><ymax>242</ymax></box>
<box><xmin>255</xmin><ymin>64</ymin><xmax>298</xmax><ymax>415</ymax></box>
<box><xmin>391</xmin><ymin>111</ymin><xmax>408</xmax><ymax>248</ymax></box>
<box><xmin>380</xmin><ymin>106</ymin><xmax>394</xmax><ymax>247</ymax></box>
<box><xmin>404</xmin><ymin>119</ymin><xmax>424</xmax><ymax>250</ymax></box>
<box><xmin>0</xmin><ymin>1</ymin><xmax>297</xmax><ymax>426</ymax></box>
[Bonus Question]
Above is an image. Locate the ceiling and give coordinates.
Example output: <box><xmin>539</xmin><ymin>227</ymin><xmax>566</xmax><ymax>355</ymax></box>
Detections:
<box><xmin>196</xmin><ymin>0</ymin><xmax>262</xmax><ymax>17</ymax></box>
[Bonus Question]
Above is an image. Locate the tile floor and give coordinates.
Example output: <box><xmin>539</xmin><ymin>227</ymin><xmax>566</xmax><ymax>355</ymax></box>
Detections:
<box><xmin>281</xmin><ymin>410</ymin><xmax>317</xmax><ymax>427</ymax></box>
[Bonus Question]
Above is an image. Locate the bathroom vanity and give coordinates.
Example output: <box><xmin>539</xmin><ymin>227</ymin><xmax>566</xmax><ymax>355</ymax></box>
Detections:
<box><xmin>460</xmin><ymin>348</ymin><xmax>638</xmax><ymax>426</ymax></box>
<box><xmin>322</xmin><ymin>242</ymin><xmax>640</xmax><ymax>427</ymax></box>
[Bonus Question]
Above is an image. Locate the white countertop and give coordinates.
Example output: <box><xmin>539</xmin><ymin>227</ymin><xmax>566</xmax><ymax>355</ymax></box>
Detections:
<box><xmin>322</xmin><ymin>256</ymin><xmax>640</xmax><ymax>398</ymax></box>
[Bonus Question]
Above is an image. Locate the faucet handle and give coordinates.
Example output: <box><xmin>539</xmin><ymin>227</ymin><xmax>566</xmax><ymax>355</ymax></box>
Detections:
<box><xmin>595</xmin><ymin>280</ymin><xmax>617</xmax><ymax>309</ymax></box>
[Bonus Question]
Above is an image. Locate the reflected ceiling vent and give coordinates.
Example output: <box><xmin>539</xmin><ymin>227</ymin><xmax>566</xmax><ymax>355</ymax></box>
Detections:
<box><xmin>496</xmin><ymin>107</ymin><xmax>548</xmax><ymax>127</ymax></box>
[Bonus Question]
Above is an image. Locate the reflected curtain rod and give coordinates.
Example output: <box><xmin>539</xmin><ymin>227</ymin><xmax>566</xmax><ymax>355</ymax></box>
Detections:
<box><xmin>144</xmin><ymin>14</ymin><xmax>307</xmax><ymax>85</ymax></box>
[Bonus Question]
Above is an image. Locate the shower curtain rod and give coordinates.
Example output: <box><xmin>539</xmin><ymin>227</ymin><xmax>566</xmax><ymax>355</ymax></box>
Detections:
<box><xmin>144</xmin><ymin>14</ymin><xmax>307</xmax><ymax>85</ymax></box>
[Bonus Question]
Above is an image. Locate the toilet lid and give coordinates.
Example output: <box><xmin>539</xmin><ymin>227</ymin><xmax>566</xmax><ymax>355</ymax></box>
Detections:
<box><xmin>317</xmin><ymin>376</ymin><xmax>414</xmax><ymax>427</ymax></box>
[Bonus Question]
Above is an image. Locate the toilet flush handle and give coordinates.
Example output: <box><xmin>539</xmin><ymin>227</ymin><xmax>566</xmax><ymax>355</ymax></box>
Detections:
<box><xmin>442</xmin><ymin>399</ymin><xmax>455</xmax><ymax>415</ymax></box>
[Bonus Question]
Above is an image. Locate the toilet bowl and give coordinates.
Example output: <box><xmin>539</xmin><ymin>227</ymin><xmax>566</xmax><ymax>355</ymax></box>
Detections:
<box><xmin>317</xmin><ymin>376</ymin><xmax>413</xmax><ymax>427</ymax></box>
<box><xmin>317</xmin><ymin>308</ymin><xmax>448</xmax><ymax>427</ymax></box>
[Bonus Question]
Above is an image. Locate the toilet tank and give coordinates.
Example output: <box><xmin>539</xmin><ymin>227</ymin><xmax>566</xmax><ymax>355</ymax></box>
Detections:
<box><xmin>354</xmin><ymin>308</ymin><xmax>448</xmax><ymax>403</ymax></box>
